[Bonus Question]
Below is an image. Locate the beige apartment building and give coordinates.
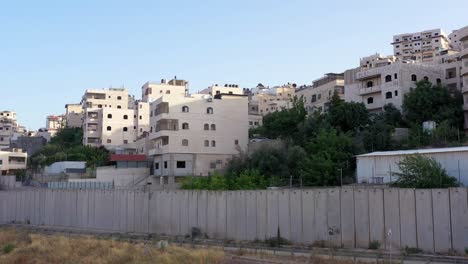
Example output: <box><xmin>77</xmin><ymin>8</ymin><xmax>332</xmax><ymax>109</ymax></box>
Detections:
<box><xmin>296</xmin><ymin>73</ymin><xmax>345</xmax><ymax>113</ymax></box>
<box><xmin>249</xmin><ymin>83</ymin><xmax>295</xmax><ymax>116</ymax></box>
<box><xmin>0</xmin><ymin>149</ymin><xmax>27</xmax><ymax>175</ymax></box>
<box><xmin>65</xmin><ymin>104</ymin><xmax>83</xmax><ymax>128</ymax></box>
<box><xmin>0</xmin><ymin>111</ymin><xmax>27</xmax><ymax>151</ymax></box>
<box><xmin>148</xmin><ymin>90</ymin><xmax>248</xmax><ymax>181</ymax></box>
<box><xmin>345</xmin><ymin>57</ymin><xmax>444</xmax><ymax>112</ymax></box>
<box><xmin>45</xmin><ymin>115</ymin><xmax>65</xmax><ymax>136</ymax></box>
<box><xmin>392</xmin><ymin>29</ymin><xmax>450</xmax><ymax>62</ymax></box>
<box><xmin>141</xmin><ymin>78</ymin><xmax>188</xmax><ymax>103</ymax></box>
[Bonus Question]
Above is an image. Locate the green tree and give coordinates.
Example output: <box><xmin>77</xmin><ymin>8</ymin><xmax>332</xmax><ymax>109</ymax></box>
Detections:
<box><xmin>392</xmin><ymin>154</ymin><xmax>460</xmax><ymax>188</ymax></box>
<box><xmin>403</xmin><ymin>80</ymin><xmax>463</xmax><ymax>128</ymax></box>
<box><xmin>301</xmin><ymin>129</ymin><xmax>354</xmax><ymax>186</ymax></box>
<box><xmin>327</xmin><ymin>93</ymin><xmax>369</xmax><ymax>133</ymax></box>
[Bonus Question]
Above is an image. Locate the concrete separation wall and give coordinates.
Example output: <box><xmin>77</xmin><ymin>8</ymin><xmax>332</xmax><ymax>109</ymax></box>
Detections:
<box><xmin>0</xmin><ymin>187</ymin><xmax>467</xmax><ymax>254</ymax></box>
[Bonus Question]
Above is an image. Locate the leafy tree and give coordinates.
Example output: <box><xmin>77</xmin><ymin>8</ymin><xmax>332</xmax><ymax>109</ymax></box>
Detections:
<box><xmin>300</xmin><ymin>129</ymin><xmax>354</xmax><ymax>186</ymax></box>
<box><xmin>362</xmin><ymin>115</ymin><xmax>394</xmax><ymax>152</ymax></box>
<box><xmin>327</xmin><ymin>92</ymin><xmax>369</xmax><ymax>133</ymax></box>
<box><xmin>403</xmin><ymin>80</ymin><xmax>463</xmax><ymax>128</ymax></box>
<box><xmin>382</xmin><ymin>103</ymin><xmax>404</xmax><ymax>127</ymax></box>
<box><xmin>392</xmin><ymin>154</ymin><xmax>460</xmax><ymax>188</ymax></box>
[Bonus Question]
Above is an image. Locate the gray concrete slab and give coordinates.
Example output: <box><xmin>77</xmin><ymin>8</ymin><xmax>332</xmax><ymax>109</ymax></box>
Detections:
<box><xmin>266</xmin><ymin>190</ymin><xmax>279</xmax><ymax>239</ymax></box>
<box><xmin>353</xmin><ymin>188</ymin><xmax>369</xmax><ymax>249</ymax></box>
<box><xmin>126</xmin><ymin>191</ymin><xmax>135</xmax><ymax>232</ymax></box>
<box><xmin>431</xmin><ymin>189</ymin><xmax>451</xmax><ymax>253</ymax></box>
<box><xmin>449</xmin><ymin>188</ymin><xmax>468</xmax><ymax>253</ymax></box>
<box><xmin>112</xmin><ymin>189</ymin><xmax>121</xmax><ymax>231</ymax></box>
<box><xmin>206</xmin><ymin>191</ymin><xmax>218</xmax><ymax>239</ymax></box>
<box><xmin>255</xmin><ymin>190</ymin><xmax>267</xmax><ymax>241</ymax></box>
<box><xmin>215</xmin><ymin>191</ymin><xmax>227</xmax><ymax>239</ymax></box>
<box><xmin>368</xmin><ymin>188</ymin><xmax>384</xmax><ymax>244</ymax></box>
<box><xmin>383</xmin><ymin>188</ymin><xmax>400</xmax><ymax>251</ymax></box>
<box><xmin>226</xmin><ymin>191</ymin><xmax>236</xmax><ymax>240</ymax></box>
<box><xmin>197</xmin><ymin>190</ymin><xmax>208</xmax><ymax>236</ymax></box>
<box><xmin>327</xmin><ymin>188</ymin><xmax>341</xmax><ymax>247</ymax></box>
<box><xmin>245</xmin><ymin>191</ymin><xmax>257</xmax><ymax>241</ymax></box>
<box><xmin>289</xmin><ymin>189</ymin><xmax>302</xmax><ymax>244</ymax></box>
<box><xmin>188</xmin><ymin>191</ymin><xmax>198</xmax><ymax>233</ymax></box>
<box><xmin>170</xmin><ymin>191</ymin><xmax>180</xmax><ymax>236</ymax></box>
<box><xmin>301</xmin><ymin>189</ymin><xmax>315</xmax><ymax>244</ymax></box>
<box><xmin>278</xmin><ymin>190</ymin><xmax>291</xmax><ymax>241</ymax></box>
<box><xmin>399</xmin><ymin>188</ymin><xmax>417</xmax><ymax>248</ymax></box>
<box><xmin>340</xmin><ymin>188</ymin><xmax>355</xmax><ymax>248</ymax></box>
<box><xmin>235</xmin><ymin>191</ymin><xmax>247</xmax><ymax>241</ymax></box>
<box><xmin>134</xmin><ymin>191</ymin><xmax>145</xmax><ymax>233</ymax></box>
<box><xmin>314</xmin><ymin>189</ymin><xmax>328</xmax><ymax>243</ymax></box>
<box><xmin>179</xmin><ymin>191</ymin><xmax>190</xmax><ymax>237</ymax></box>
<box><xmin>148</xmin><ymin>191</ymin><xmax>158</xmax><ymax>234</ymax></box>
<box><xmin>415</xmin><ymin>189</ymin><xmax>434</xmax><ymax>252</ymax></box>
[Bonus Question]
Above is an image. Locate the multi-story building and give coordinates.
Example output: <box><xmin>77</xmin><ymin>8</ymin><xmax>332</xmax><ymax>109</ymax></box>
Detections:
<box><xmin>248</xmin><ymin>83</ymin><xmax>296</xmax><ymax>116</ymax></box>
<box><xmin>392</xmin><ymin>29</ymin><xmax>451</xmax><ymax>62</ymax></box>
<box><xmin>141</xmin><ymin>78</ymin><xmax>188</xmax><ymax>103</ymax></box>
<box><xmin>0</xmin><ymin>111</ymin><xmax>27</xmax><ymax>151</ymax></box>
<box><xmin>148</xmin><ymin>90</ymin><xmax>248</xmax><ymax>182</ymax></box>
<box><xmin>81</xmin><ymin>88</ymin><xmax>138</xmax><ymax>148</ymax></box>
<box><xmin>0</xmin><ymin>149</ymin><xmax>27</xmax><ymax>175</ymax></box>
<box><xmin>345</xmin><ymin>57</ymin><xmax>444</xmax><ymax>112</ymax></box>
<box><xmin>296</xmin><ymin>73</ymin><xmax>345</xmax><ymax>113</ymax></box>
<box><xmin>46</xmin><ymin>115</ymin><xmax>65</xmax><ymax>136</ymax></box>
<box><xmin>65</xmin><ymin>104</ymin><xmax>83</xmax><ymax>128</ymax></box>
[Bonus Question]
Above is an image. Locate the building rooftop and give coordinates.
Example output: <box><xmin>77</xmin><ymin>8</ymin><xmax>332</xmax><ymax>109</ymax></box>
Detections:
<box><xmin>357</xmin><ymin>146</ymin><xmax>468</xmax><ymax>157</ymax></box>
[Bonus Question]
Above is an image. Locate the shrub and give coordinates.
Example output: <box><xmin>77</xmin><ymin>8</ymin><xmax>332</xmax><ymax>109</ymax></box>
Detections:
<box><xmin>368</xmin><ymin>240</ymin><xmax>380</xmax><ymax>250</ymax></box>
<box><xmin>3</xmin><ymin>243</ymin><xmax>14</xmax><ymax>254</ymax></box>
<box><xmin>404</xmin><ymin>246</ymin><xmax>422</xmax><ymax>254</ymax></box>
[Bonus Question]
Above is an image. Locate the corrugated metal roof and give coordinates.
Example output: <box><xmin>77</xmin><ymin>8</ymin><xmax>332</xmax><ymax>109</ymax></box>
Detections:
<box><xmin>357</xmin><ymin>146</ymin><xmax>468</xmax><ymax>157</ymax></box>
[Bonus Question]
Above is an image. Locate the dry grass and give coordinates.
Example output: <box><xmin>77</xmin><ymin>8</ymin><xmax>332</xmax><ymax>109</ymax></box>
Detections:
<box><xmin>0</xmin><ymin>228</ymin><xmax>224</xmax><ymax>264</ymax></box>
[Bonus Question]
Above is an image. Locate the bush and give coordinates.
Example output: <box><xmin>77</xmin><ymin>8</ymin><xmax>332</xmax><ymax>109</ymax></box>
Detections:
<box><xmin>3</xmin><ymin>243</ymin><xmax>14</xmax><ymax>254</ymax></box>
<box><xmin>368</xmin><ymin>240</ymin><xmax>380</xmax><ymax>250</ymax></box>
<box><xmin>180</xmin><ymin>170</ymin><xmax>269</xmax><ymax>190</ymax></box>
<box><xmin>392</xmin><ymin>154</ymin><xmax>460</xmax><ymax>188</ymax></box>
<box><xmin>404</xmin><ymin>246</ymin><xmax>422</xmax><ymax>254</ymax></box>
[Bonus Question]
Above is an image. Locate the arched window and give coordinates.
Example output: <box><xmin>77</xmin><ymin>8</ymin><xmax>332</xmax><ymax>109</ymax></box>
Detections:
<box><xmin>436</xmin><ymin>78</ymin><xmax>441</xmax><ymax>85</ymax></box>
<box><xmin>123</xmin><ymin>115</ymin><xmax>128</xmax><ymax>119</ymax></box>
<box><xmin>366</xmin><ymin>81</ymin><xmax>373</xmax><ymax>88</ymax></box>
<box><xmin>117</xmin><ymin>96</ymin><xmax>122</xmax><ymax>100</ymax></box>
<box><xmin>385</xmin><ymin>75</ymin><xmax>392</xmax><ymax>82</ymax></box>
<box><xmin>182</xmin><ymin>123</ymin><xmax>189</xmax><ymax>130</ymax></box>
<box><xmin>394</xmin><ymin>90</ymin><xmax>398</xmax><ymax>96</ymax></box>
<box><xmin>204</xmin><ymin>124</ymin><xmax>209</xmax><ymax>130</ymax></box>
<box><xmin>204</xmin><ymin>140</ymin><xmax>209</xmax><ymax>147</ymax></box>
<box><xmin>107</xmin><ymin>114</ymin><xmax>112</xmax><ymax>118</ymax></box>
<box><xmin>211</xmin><ymin>140</ymin><xmax>216</xmax><ymax>147</ymax></box>
<box><xmin>211</xmin><ymin>124</ymin><xmax>216</xmax><ymax>131</ymax></box>
<box><xmin>423</xmin><ymin>76</ymin><xmax>429</xmax><ymax>81</ymax></box>
<box><xmin>182</xmin><ymin>139</ymin><xmax>189</xmax><ymax>146</ymax></box>
<box><xmin>367</xmin><ymin>97</ymin><xmax>374</xmax><ymax>104</ymax></box>
<box><xmin>394</xmin><ymin>73</ymin><xmax>398</xmax><ymax>79</ymax></box>
<box><xmin>411</xmin><ymin>74</ymin><xmax>417</xmax><ymax>81</ymax></box>
<box><xmin>385</xmin><ymin>92</ymin><xmax>392</xmax><ymax>99</ymax></box>
<box><xmin>107</xmin><ymin>126</ymin><xmax>112</xmax><ymax>131</ymax></box>
<box><xmin>182</xmin><ymin>106</ymin><xmax>189</xmax><ymax>112</ymax></box>
<box><xmin>117</xmin><ymin>105</ymin><xmax>121</xmax><ymax>109</ymax></box>
<box><xmin>123</xmin><ymin>127</ymin><xmax>128</xmax><ymax>132</ymax></box>
<box><xmin>150</xmin><ymin>127</ymin><xmax>153</xmax><ymax>133</ymax></box>
<box><xmin>207</xmin><ymin>107</ymin><xmax>213</xmax><ymax>114</ymax></box>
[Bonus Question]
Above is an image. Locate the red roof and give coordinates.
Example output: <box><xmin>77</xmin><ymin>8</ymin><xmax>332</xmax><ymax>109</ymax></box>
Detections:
<box><xmin>110</xmin><ymin>154</ymin><xmax>147</xmax><ymax>162</ymax></box>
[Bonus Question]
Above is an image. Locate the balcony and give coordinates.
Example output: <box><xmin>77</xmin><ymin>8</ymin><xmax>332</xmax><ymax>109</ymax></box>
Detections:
<box><xmin>461</xmin><ymin>67</ymin><xmax>468</xmax><ymax>77</ymax></box>
<box><xmin>460</xmin><ymin>48</ymin><xmax>468</xmax><ymax>59</ymax></box>
<box><xmin>359</xmin><ymin>85</ymin><xmax>382</xmax><ymax>95</ymax></box>
<box><xmin>356</xmin><ymin>70</ymin><xmax>381</xmax><ymax>80</ymax></box>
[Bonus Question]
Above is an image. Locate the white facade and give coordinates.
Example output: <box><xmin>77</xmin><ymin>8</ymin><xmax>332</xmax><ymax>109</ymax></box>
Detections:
<box><xmin>248</xmin><ymin>84</ymin><xmax>295</xmax><ymax>116</ymax></box>
<box><xmin>357</xmin><ymin>146</ymin><xmax>468</xmax><ymax>185</ymax></box>
<box><xmin>392</xmin><ymin>29</ymin><xmax>450</xmax><ymax>62</ymax></box>
<box><xmin>46</xmin><ymin>115</ymin><xmax>65</xmax><ymax>136</ymax></box>
<box><xmin>296</xmin><ymin>73</ymin><xmax>345</xmax><ymax>113</ymax></box>
<box><xmin>141</xmin><ymin>78</ymin><xmax>188</xmax><ymax>103</ymax></box>
<box><xmin>0</xmin><ymin>111</ymin><xmax>27</xmax><ymax>151</ymax></box>
<box><xmin>65</xmin><ymin>104</ymin><xmax>83</xmax><ymax>128</ymax></box>
<box><xmin>148</xmin><ymin>92</ymin><xmax>249</xmax><ymax>179</ymax></box>
<box><xmin>0</xmin><ymin>149</ymin><xmax>27</xmax><ymax>175</ymax></box>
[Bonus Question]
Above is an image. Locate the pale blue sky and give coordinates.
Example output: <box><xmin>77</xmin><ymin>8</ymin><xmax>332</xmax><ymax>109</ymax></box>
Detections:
<box><xmin>1</xmin><ymin>0</ymin><xmax>467</xmax><ymax>129</ymax></box>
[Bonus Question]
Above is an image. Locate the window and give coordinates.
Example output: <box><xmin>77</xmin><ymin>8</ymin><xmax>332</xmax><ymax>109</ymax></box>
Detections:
<box><xmin>206</xmin><ymin>107</ymin><xmax>213</xmax><ymax>114</ymax></box>
<box><xmin>107</xmin><ymin>126</ymin><xmax>112</xmax><ymax>131</ymax></box>
<box><xmin>117</xmin><ymin>96</ymin><xmax>122</xmax><ymax>100</ymax></box>
<box><xmin>411</xmin><ymin>74</ymin><xmax>417</xmax><ymax>81</ymax></box>
<box><xmin>366</xmin><ymin>81</ymin><xmax>373</xmax><ymax>88</ymax></box>
<box><xmin>182</xmin><ymin>123</ymin><xmax>189</xmax><ymax>130</ymax></box>
<box><xmin>176</xmin><ymin>161</ymin><xmax>186</xmax><ymax>169</ymax></box>
<box><xmin>235</xmin><ymin>139</ymin><xmax>239</xmax><ymax>145</ymax></box>
<box><xmin>367</xmin><ymin>97</ymin><xmax>374</xmax><ymax>104</ymax></box>
<box><xmin>139</xmin><ymin>115</ymin><xmax>142</xmax><ymax>120</ymax></box>
<box><xmin>385</xmin><ymin>92</ymin><xmax>392</xmax><ymax>99</ymax></box>
<box><xmin>107</xmin><ymin>139</ymin><xmax>111</xmax><ymax>143</ymax></box>
<box><xmin>107</xmin><ymin>114</ymin><xmax>112</xmax><ymax>118</ymax></box>
<box><xmin>182</xmin><ymin>139</ymin><xmax>188</xmax><ymax>146</ymax></box>
<box><xmin>394</xmin><ymin>73</ymin><xmax>398</xmax><ymax>79</ymax></box>
<box><xmin>204</xmin><ymin>140</ymin><xmax>209</xmax><ymax>147</ymax></box>
<box><xmin>160</xmin><ymin>90</ymin><xmax>163</xmax><ymax>94</ymax></box>
<box><xmin>210</xmin><ymin>124</ymin><xmax>216</xmax><ymax>130</ymax></box>
<box><xmin>123</xmin><ymin>127</ymin><xmax>128</xmax><ymax>132</ymax></box>
<box><xmin>117</xmin><ymin>105</ymin><xmax>121</xmax><ymax>109</ymax></box>
<box><xmin>166</xmin><ymin>90</ymin><xmax>170</xmax><ymax>94</ymax></box>
<box><xmin>318</xmin><ymin>94</ymin><xmax>321</xmax><ymax>100</ymax></box>
<box><xmin>436</xmin><ymin>78</ymin><xmax>441</xmax><ymax>85</ymax></box>
<box><xmin>123</xmin><ymin>140</ymin><xmax>128</xmax><ymax>144</ymax></box>
<box><xmin>249</xmin><ymin>121</ymin><xmax>253</xmax><ymax>125</ymax></box>
<box><xmin>423</xmin><ymin>76</ymin><xmax>429</xmax><ymax>81</ymax></box>
<box><xmin>123</xmin><ymin>115</ymin><xmax>128</xmax><ymax>119</ymax></box>
<box><xmin>394</xmin><ymin>90</ymin><xmax>398</xmax><ymax>96</ymax></box>
<box><xmin>311</xmin><ymin>95</ymin><xmax>316</xmax><ymax>102</ymax></box>
<box><xmin>182</xmin><ymin>106</ymin><xmax>189</xmax><ymax>112</ymax></box>
<box><xmin>204</xmin><ymin>124</ymin><xmax>209</xmax><ymax>130</ymax></box>
<box><xmin>211</xmin><ymin>140</ymin><xmax>216</xmax><ymax>147</ymax></box>
<box><xmin>385</xmin><ymin>75</ymin><xmax>392</xmax><ymax>82</ymax></box>
<box><xmin>155</xmin><ymin>163</ymin><xmax>159</xmax><ymax>170</ymax></box>
<box><xmin>98</xmin><ymin>104</ymin><xmax>102</xmax><ymax>108</ymax></box>
<box><xmin>164</xmin><ymin>161</ymin><xmax>167</xmax><ymax>169</ymax></box>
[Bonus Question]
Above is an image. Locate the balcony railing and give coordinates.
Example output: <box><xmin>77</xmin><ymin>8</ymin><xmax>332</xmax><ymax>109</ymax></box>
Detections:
<box><xmin>359</xmin><ymin>85</ymin><xmax>382</xmax><ymax>95</ymax></box>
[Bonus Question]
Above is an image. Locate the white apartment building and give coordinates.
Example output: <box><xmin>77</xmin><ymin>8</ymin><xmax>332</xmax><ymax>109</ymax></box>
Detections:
<box><xmin>148</xmin><ymin>91</ymin><xmax>248</xmax><ymax>181</ymax></box>
<box><xmin>344</xmin><ymin>58</ymin><xmax>444</xmax><ymax>112</ymax></box>
<box><xmin>81</xmin><ymin>88</ymin><xmax>139</xmax><ymax>148</ymax></box>
<box><xmin>392</xmin><ymin>29</ymin><xmax>450</xmax><ymax>62</ymax></box>
<box><xmin>249</xmin><ymin>83</ymin><xmax>296</xmax><ymax>116</ymax></box>
<box><xmin>46</xmin><ymin>115</ymin><xmax>65</xmax><ymax>136</ymax></box>
<box><xmin>0</xmin><ymin>111</ymin><xmax>26</xmax><ymax>151</ymax></box>
<box><xmin>0</xmin><ymin>149</ymin><xmax>27</xmax><ymax>175</ymax></box>
<box><xmin>65</xmin><ymin>104</ymin><xmax>83</xmax><ymax>128</ymax></box>
<box><xmin>141</xmin><ymin>78</ymin><xmax>188</xmax><ymax>103</ymax></box>
<box><xmin>296</xmin><ymin>73</ymin><xmax>345</xmax><ymax>113</ymax></box>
